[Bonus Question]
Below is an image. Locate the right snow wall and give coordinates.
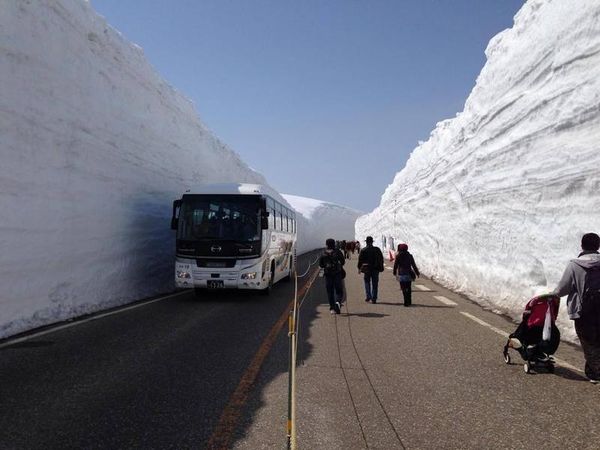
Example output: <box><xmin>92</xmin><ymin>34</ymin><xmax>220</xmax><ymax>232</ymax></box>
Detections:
<box><xmin>356</xmin><ymin>0</ymin><xmax>600</xmax><ymax>343</ymax></box>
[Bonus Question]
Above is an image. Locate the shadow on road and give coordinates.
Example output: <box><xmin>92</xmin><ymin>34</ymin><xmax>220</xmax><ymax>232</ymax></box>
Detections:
<box><xmin>375</xmin><ymin>302</ymin><xmax>452</xmax><ymax>309</ymax></box>
<box><xmin>504</xmin><ymin>362</ymin><xmax>588</xmax><ymax>382</ymax></box>
<box><xmin>342</xmin><ymin>312</ymin><xmax>390</xmax><ymax>318</ymax></box>
<box><xmin>552</xmin><ymin>366</ymin><xmax>589</xmax><ymax>382</ymax></box>
<box><xmin>0</xmin><ymin>340</ymin><xmax>55</xmax><ymax>350</ymax></box>
<box><xmin>179</xmin><ymin>288</ymin><xmax>270</xmax><ymax>303</ymax></box>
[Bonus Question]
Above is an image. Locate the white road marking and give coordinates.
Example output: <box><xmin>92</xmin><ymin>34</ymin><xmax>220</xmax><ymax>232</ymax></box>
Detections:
<box><xmin>433</xmin><ymin>295</ymin><xmax>457</xmax><ymax>306</ymax></box>
<box><xmin>460</xmin><ymin>311</ymin><xmax>584</xmax><ymax>374</ymax></box>
<box><xmin>413</xmin><ymin>284</ymin><xmax>431</xmax><ymax>291</ymax></box>
<box><xmin>386</xmin><ymin>267</ymin><xmax>393</xmax><ymax>271</ymax></box>
<box><xmin>552</xmin><ymin>358</ymin><xmax>584</xmax><ymax>373</ymax></box>
<box><xmin>0</xmin><ymin>290</ymin><xmax>189</xmax><ymax>349</ymax></box>
<box><xmin>460</xmin><ymin>312</ymin><xmax>509</xmax><ymax>337</ymax></box>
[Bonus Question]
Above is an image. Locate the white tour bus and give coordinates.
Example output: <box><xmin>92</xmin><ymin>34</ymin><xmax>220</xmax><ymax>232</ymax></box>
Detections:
<box><xmin>170</xmin><ymin>183</ymin><xmax>297</xmax><ymax>295</ymax></box>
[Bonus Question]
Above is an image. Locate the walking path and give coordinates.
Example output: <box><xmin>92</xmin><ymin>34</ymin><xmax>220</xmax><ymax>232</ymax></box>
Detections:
<box><xmin>234</xmin><ymin>256</ymin><xmax>600</xmax><ymax>449</ymax></box>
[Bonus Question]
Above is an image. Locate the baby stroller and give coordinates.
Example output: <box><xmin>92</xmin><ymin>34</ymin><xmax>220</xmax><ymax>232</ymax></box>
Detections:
<box><xmin>503</xmin><ymin>294</ymin><xmax>560</xmax><ymax>374</ymax></box>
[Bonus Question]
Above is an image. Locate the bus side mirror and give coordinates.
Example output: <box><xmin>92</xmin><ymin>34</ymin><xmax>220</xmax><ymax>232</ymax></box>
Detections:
<box><xmin>171</xmin><ymin>199</ymin><xmax>182</xmax><ymax>230</ymax></box>
<box><xmin>261</xmin><ymin>211</ymin><xmax>269</xmax><ymax>230</ymax></box>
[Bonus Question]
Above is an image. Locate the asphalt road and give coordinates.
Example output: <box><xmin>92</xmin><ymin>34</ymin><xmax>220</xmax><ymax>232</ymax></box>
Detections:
<box><xmin>0</xmin><ymin>251</ymin><xmax>320</xmax><ymax>450</ymax></box>
<box><xmin>3</xmin><ymin>251</ymin><xmax>600</xmax><ymax>449</ymax></box>
<box><xmin>233</xmin><ymin>256</ymin><xmax>600</xmax><ymax>450</ymax></box>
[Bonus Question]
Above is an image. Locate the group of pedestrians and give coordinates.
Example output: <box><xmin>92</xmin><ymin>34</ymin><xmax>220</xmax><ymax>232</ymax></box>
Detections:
<box><xmin>320</xmin><ymin>231</ymin><xmax>600</xmax><ymax>385</ymax></box>
<box><xmin>319</xmin><ymin>235</ymin><xmax>420</xmax><ymax>313</ymax></box>
<box><xmin>333</xmin><ymin>240</ymin><xmax>361</xmax><ymax>259</ymax></box>
<box><xmin>355</xmin><ymin>236</ymin><xmax>419</xmax><ymax>306</ymax></box>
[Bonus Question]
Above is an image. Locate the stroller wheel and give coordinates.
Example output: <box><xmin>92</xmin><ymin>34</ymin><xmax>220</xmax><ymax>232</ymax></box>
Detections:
<box><xmin>524</xmin><ymin>362</ymin><xmax>532</xmax><ymax>374</ymax></box>
<box><xmin>503</xmin><ymin>351</ymin><xmax>511</xmax><ymax>364</ymax></box>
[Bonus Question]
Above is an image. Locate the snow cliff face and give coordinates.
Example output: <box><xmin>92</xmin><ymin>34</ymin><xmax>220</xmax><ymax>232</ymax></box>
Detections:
<box><xmin>0</xmin><ymin>0</ymin><xmax>268</xmax><ymax>338</ymax></box>
<box><xmin>356</xmin><ymin>0</ymin><xmax>600</xmax><ymax>342</ymax></box>
<box><xmin>283</xmin><ymin>194</ymin><xmax>362</xmax><ymax>255</ymax></box>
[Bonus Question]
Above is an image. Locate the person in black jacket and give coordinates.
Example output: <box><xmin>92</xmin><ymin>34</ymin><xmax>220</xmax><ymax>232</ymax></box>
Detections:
<box><xmin>319</xmin><ymin>238</ymin><xmax>345</xmax><ymax>314</ymax></box>
<box><xmin>393</xmin><ymin>243</ymin><xmax>420</xmax><ymax>306</ymax></box>
<box><xmin>357</xmin><ymin>236</ymin><xmax>384</xmax><ymax>303</ymax></box>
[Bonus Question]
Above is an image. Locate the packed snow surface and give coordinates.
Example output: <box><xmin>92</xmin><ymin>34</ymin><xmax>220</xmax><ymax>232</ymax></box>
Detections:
<box><xmin>357</xmin><ymin>0</ymin><xmax>600</xmax><ymax>343</ymax></box>
<box><xmin>0</xmin><ymin>0</ymin><xmax>346</xmax><ymax>338</ymax></box>
<box><xmin>283</xmin><ymin>194</ymin><xmax>362</xmax><ymax>255</ymax></box>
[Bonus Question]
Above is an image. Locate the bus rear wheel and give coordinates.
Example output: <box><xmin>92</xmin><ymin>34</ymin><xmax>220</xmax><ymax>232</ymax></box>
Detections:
<box><xmin>261</xmin><ymin>263</ymin><xmax>275</xmax><ymax>296</ymax></box>
<box><xmin>283</xmin><ymin>256</ymin><xmax>293</xmax><ymax>282</ymax></box>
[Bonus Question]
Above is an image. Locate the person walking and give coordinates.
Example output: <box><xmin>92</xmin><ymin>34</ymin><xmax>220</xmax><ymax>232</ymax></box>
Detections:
<box><xmin>357</xmin><ymin>236</ymin><xmax>384</xmax><ymax>303</ymax></box>
<box><xmin>552</xmin><ymin>232</ymin><xmax>600</xmax><ymax>383</ymax></box>
<box><xmin>319</xmin><ymin>238</ymin><xmax>345</xmax><ymax>314</ymax></box>
<box><xmin>344</xmin><ymin>241</ymin><xmax>352</xmax><ymax>259</ymax></box>
<box><xmin>393</xmin><ymin>243</ymin><xmax>420</xmax><ymax>306</ymax></box>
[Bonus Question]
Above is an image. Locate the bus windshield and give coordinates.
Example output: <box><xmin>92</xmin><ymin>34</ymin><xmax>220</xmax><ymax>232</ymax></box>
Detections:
<box><xmin>177</xmin><ymin>195</ymin><xmax>261</xmax><ymax>242</ymax></box>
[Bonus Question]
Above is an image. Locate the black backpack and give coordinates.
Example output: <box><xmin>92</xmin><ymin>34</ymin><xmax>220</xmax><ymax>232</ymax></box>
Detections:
<box><xmin>583</xmin><ymin>266</ymin><xmax>600</xmax><ymax>304</ymax></box>
<box><xmin>323</xmin><ymin>251</ymin><xmax>341</xmax><ymax>276</ymax></box>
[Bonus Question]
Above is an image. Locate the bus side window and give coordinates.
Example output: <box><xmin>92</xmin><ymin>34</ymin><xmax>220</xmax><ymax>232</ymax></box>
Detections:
<box><xmin>284</xmin><ymin>208</ymin><xmax>289</xmax><ymax>232</ymax></box>
<box><xmin>276</xmin><ymin>203</ymin><xmax>282</xmax><ymax>231</ymax></box>
<box><xmin>268</xmin><ymin>198</ymin><xmax>276</xmax><ymax>229</ymax></box>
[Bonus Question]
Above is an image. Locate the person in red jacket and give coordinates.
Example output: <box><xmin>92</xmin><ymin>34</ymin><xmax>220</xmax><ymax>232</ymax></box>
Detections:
<box><xmin>393</xmin><ymin>243</ymin><xmax>420</xmax><ymax>306</ymax></box>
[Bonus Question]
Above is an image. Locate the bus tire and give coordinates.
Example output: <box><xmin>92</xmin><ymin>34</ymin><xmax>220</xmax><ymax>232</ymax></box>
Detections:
<box><xmin>261</xmin><ymin>263</ymin><xmax>275</xmax><ymax>295</ymax></box>
<box><xmin>283</xmin><ymin>256</ymin><xmax>293</xmax><ymax>282</ymax></box>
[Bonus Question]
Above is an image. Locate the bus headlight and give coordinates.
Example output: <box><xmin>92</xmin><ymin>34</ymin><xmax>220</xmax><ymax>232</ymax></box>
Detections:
<box><xmin>241</xmin><ymin>272</ymin><xmax>257</xmax><ymax>280</ymax></box>
<box><xmin>177</xmin><ymin>270</ymin><xmax>191</xmax><ymax>279</ymax></box>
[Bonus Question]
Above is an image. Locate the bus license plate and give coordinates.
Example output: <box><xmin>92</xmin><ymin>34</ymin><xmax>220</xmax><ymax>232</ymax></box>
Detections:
<box><xmin>207</xmin><ymin>280</ymin><xmax>224</xmax><ymax>289</ymax></box>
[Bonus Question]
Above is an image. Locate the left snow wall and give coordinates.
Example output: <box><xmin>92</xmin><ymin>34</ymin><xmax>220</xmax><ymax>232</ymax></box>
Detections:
<box><xmin>0</xmin><ymin>0</ymin><xmax>266</xmax><ymax>338</ymax></box>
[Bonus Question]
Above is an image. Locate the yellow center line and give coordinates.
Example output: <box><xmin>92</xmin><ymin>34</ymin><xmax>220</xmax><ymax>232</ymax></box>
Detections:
<box><xmin>205</xmin><ymin>267</ymin><xmax>320</xmax><ymax>450</ymax></box>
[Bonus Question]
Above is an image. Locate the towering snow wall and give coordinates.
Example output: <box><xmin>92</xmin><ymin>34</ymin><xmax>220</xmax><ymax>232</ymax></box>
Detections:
<box><xmin>0</xmin><ymin>0</ymin><xmax>268</xmax><ymax>338</ymax></box>
<box><xmin>356</xmin><ymin>0</ymin><xmax>600</xmax><ymax>342</ymax></box>
<box><xmin>283</xmin><ymin>194</ymin><xmax>362</xmax><ymax>255</ymax></box>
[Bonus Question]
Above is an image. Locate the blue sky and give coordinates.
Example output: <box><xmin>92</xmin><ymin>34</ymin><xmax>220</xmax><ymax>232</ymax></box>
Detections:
<box><xmin>92</xmin><ymin>0</ymin><xmax>524</xmax><ymax>212</ymax></box>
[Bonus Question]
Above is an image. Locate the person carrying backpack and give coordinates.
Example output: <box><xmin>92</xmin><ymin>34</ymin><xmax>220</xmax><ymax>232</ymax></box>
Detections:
<box><xmin>319</xmin><ymin>238</ymin><xmax>345</xmax><ymax>314</ymax></box>
<box><xmin>357</xmin><ymin>236</ymin><xmax>384</xmax><ymax>303</ymax></box>
<box><xmin>393</xmin><ymin>243</ymin><xmax>420</xmax><ymax>306</ymax></box>
<box><xmin>552</xmin><ymin>232</ymin><xmax>600</xmax><ymax>383</ymax></box>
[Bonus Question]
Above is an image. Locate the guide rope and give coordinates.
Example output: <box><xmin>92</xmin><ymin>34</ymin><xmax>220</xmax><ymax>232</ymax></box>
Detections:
<box><xmin>286</xmin><ymin>251</ymin><xmax>321</xmax><ymax>450</ymax></box>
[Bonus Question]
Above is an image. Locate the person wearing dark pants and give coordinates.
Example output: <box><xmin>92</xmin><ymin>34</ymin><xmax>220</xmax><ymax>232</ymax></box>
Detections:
<box><xmin>319</xmin><ymin>238</ymin><xmax>345</xmax><ymax>314</ymax></box>
<box><xmin>364</xmin><ymin>271</ymin><xmax>379</xmax><ymax>302</ymax></box>
<box><xmin>553</xmin><ymin>232</ymin><xmax>600</xmax><ymax>383</ymax></box>
<box><xmin>393</xmin><ymin>243</ymin><xmax>420</xmax><ymax>306</ymax></box>
<box><xmin>399</xmin><ymin>278</ymin><xmax>412</xmax><ymax>306</ymax></box>
<box><xmin>325</xmin><ymin>273</ymin><xmax>344</xmax><ymax>313</ymax></box>
<box><xmin>357</xmin><ymin>236</ymin><xmax>384</xmax><ymax>303</ymax></box>
<box><xmin>575</xmin><ymin>314</ymin><xmax>600</xmax><ymax>381</ymax></box>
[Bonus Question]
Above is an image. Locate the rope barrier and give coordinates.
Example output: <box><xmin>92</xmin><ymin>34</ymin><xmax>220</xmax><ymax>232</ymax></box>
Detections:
<box><xmin>296</xmin><ymin>255</ymin><xmax>320</xmax><ymax>278</ymax></box>
<box><xmin>286</xmin><ymin>250</ymin><xmax>321</xmax><ymax>450</ymax></box>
